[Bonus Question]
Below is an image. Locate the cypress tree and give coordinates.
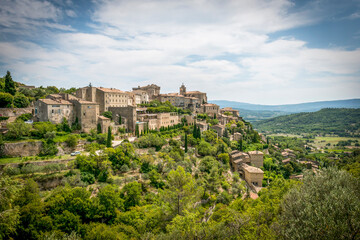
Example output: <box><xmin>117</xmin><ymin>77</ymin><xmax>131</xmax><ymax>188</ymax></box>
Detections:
<box><xmin>4</xmin><ymin>71</ymin><xmax>16</xmax><ymax>95</ymax></box>
<box><xmin>119</xmin><ymin>115</ymin><xmax>122</xmax><ymax>125</ymax></box>
<box><xmin>184</xmin><ymin>134</ymin><xmax>188</xmax><ymax>153</ymax></box>
<box><xmin>135</xmin><ymin>124</ymin><xmax>139</xmax><ymax>138</ymax></box>
<box><xmin>197</xmin><ymin>126</ymin><xmax>201</xmax><ymax>139</ymax></box>
<box><xmin>106</xmin><ymin>126</ymin><xmax>112</xmax><ymax>147</ymax></box>
<box><xmin>193</xmin><ymin>124</ymin><xmax>197</xmax><ymax>138</ymax></box>
<box><xmin>238</xmin><ymin>139</ymin><xmax>243</xmax><ymax>151</ymax></box>
<box><xmin>97</xmin><ymin>123</ymin><xmax>102</xmax><ymax>134</ymax></box>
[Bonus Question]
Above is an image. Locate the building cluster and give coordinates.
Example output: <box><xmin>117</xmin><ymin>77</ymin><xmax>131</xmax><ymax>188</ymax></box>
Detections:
<box><xmin>35</xmin><ymin>83</ymin><xmax>242</xmax><ymax>134</ymax></box>
<box><xmin>230</xmin><ymin>150</ymin><xmax>264</xmax><ymax>189</ymax></box>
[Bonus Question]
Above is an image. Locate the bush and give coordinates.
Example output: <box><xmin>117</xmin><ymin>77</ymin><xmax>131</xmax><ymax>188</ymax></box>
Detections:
<box><xmin>80</xmin><ymin>172</ymin><xmax>95</xmax><ymax>184</ymax></box>
<box><xmin>0</xmin><ymin>92</ymin><xmax>13</xmax><ymax>108</ymax></box>
<box><xmin>102</xmin><ymin>111</ymin><xmax>113</xmax><ymax>120</ymax></box>
<box><xmin>3</xmin><ymin>165</ymin><xmax>20</xmax><ymax>176</ymax></box>
<box><xmin>16</xmin><ymin>113</ymin><xmax>33</xmax><ymax>121</ymax></box>
<box><xmin>6</xmin><ymin>120</ymin><xmax>32</xmax><ymax>140</ymax></box>
<box><xmin>65</xmin><ymin>134</ymin><xmax>79</xmax><ymax>148</ymax></box>
<box><xmin>13</xmin><ymin>93</ymin><xmax>30</xmax><ymax>108</ymax></box>
<box><xmin>136</xmin><ymin>134</ymin><xmax>166</xmax><ymax>151</ymax></box>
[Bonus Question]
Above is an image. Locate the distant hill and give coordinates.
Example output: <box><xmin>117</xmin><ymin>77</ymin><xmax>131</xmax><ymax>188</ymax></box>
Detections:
<box><xmin>211</xmin><ymin>99</ymin><xmax>360</xmax><ymax>113</ymax></box>
<box><xmin>233</xmin><ymin>108</ymin><xmax>291</xmax><ymax>122</ymax></box>
<box><xmin>253</xmin><ymin>108</ymin><xmax>360</xmax><ymax>137</ymax></box>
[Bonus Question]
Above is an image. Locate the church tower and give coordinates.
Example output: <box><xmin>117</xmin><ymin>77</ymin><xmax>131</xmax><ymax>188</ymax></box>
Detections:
<box><xmin>180</xmin><ymin>83</ymin><xmax>186</xmax><ymax>95</ymax></box>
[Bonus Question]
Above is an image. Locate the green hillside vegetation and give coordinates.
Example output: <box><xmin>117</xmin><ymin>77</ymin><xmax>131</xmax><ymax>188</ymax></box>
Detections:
<box><xmin>254</xmin><ymin>108</ymin><xmax>360</xmax><ymax>137</ymax></box>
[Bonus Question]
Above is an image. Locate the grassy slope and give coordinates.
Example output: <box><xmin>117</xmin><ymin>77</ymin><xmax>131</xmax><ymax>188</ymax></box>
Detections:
<box><xmin>253</xmin><ymin>108</ymin><xmax>360</xmax><ymax>136</ymax></box>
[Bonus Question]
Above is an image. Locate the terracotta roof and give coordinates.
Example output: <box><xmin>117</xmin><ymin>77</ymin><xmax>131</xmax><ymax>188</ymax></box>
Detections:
<box><xmin>39</xmin><ymin>98</ymin><xmax>72</xmax><ymax>105</ymax></box>
<box><xmin>211</xmin><ymin>124</ymin><xmax>225</xmax><ymax>129</ymax></box>
<box><xmin>185</xmin><ymin>91</ymin><xmax>205</xmax><ymax>94</ymax></box>
<box><xmin>97</xmin><ymin>87</ymin><xmax>125</xmax><ymax>93</ymax></box>
<box><xmin>242</xmin><ymin>163</ymin><xmax>264</xmax><ymax>173</ymax></box>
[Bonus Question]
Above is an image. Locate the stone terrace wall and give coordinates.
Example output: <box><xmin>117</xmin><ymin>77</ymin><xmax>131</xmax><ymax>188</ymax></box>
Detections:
<box><xmin>0</xmin><ymin>107</ymin><xmax>34</xmax><ymax>117</ymax></box>
<box><xmin>2</xmin><ymin>141</ymin><xmax>43</xmax><ymax>157</ymax></box>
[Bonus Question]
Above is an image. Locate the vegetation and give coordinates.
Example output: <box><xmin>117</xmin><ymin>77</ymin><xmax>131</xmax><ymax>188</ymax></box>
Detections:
<box><xmin>254</xmin><ymin>108</ymin><xmax>360</xmax><ymax>137</ymax></box>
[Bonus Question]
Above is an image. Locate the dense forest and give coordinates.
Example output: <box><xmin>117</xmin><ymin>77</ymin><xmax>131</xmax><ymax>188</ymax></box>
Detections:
<box><xmin>254</xmin><ymin>108</ymin><xmax>360</xmax><ymax>137</ymax></box>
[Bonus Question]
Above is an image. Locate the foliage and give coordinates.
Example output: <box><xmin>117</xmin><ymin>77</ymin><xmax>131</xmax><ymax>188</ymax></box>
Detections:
<box><xmin>32</xmin><ymin>122</ymin><xmax>57</xmax><ymax>138</ymax></box>
<box><xmin>136</xmin><ymin>134</ymin><xmax>166</xmax><ymax>151</ymax></box>
<box><xmin>65</xmin><ymin>134</ymin><xmax>79</xmax><ymax>148</ymax></box>
<box><xmin>255</xmin><ymin>108</ymin><xmax>360</xmax><ymax>137</ymax></box>
<box><xmin>279</xmin><ymin>168</ymin><xmax>360</xmax><ymax>240</ymax></box>
<box><xmin>0</xmin><ymin>92</ymin><xmax>14</xmax><ymax>108</ymax></box>
<box><xmin>13</xmin><ymin>93</ymin><xmax>30</xmax><ymax>108</ymax></box>
<box><xmin>16</xmin><ymin>113</ymin><xmax>33</xmax><ymax>121</ymax></box>
<box><xmin>102</xmin><ymin>111</ymin><xmax>113</xmax><ymax>120</ymax></box>
<box><xmin>106</xmin><ymin>127</ymin><xmax>112</xmax><ymax>148</ymax></box>
<box><xmin>4</xmin><ymin>71</ymin><xmax>16</xmax><ymax>95</ymax></box>
<box><xmin>6</xmin><ymin>120</ymin><xmax>32</xmax><ymax>139</ymax></box>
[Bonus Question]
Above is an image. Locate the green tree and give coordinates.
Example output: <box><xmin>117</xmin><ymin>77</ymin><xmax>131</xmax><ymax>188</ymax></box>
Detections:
<box><xmin>102</xmin><ymin>111</ymin><xmax>113</xmax><ymax>120</ymax></box>
<box><xmin>13</xmin><ymin>93</ymin><xmax>30</xmax><ymax>108</ymax></box>
<box><xmin>238</xmin><ymin>139</ymin><xmax>243</xmax><ymax>151</ymax></box>
<box><xmin>161</xmin><ymin>166</ymin><xmax>201</xmax><ymax>216</ymax></box>
<box><xmin>61</xmin><ymin>117</ymin><xmax>71</xmax><ymax>132</ymax></box>
<box><xmin>6</xmin><ymin>119</ymin><xmax>31</xmax><ymax>140</ymax></box>
<box><xmin>279</xmin><ymin>168</ymin><xmax>360</xmax><ymax>240</ymax></box>
<box><xmin>118</xmin><ymin>115</ymin><xmax>122</xmax><ymax>125</ymax></box>
<box><xmin>121</xmin><ymin>181</ymin><xmax>142</xmax><ymax>210</ymax></box>
<box><xmin>0</xmin><ymin>92</ymin><xmax>14</xmax><ymax>108</ymax></box>
<box><xmin>184</xmin><ymin>134</ymin><xmax>188</xmax><ymax>153</ymax></box>
<box><xmin>106</xmin><ymin>126</ymin><xmax>112</xmax><ymax>148</ymax></box>
<box><xmin>0</xmin><ymin>176</ymin><xmax>20</xmax><ymax>239</ymax></box>
<box><xmin>97</xmin><ymin>123</ymin><xmax>102</xmax><ymax>134</ymax></box>
<box><xmin>4</xmin><ymin>71</ymin><xmax>16</xmax><ymax>95</ymax></box>
<box><xmin>65</xmin><ymin>134</ymin><xmax>79</xmax><ymax>148</ymax></box>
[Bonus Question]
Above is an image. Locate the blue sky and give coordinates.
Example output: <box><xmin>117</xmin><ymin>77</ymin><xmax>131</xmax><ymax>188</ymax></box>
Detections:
<box><xmin>0</xmin><ymin>0</ymin><xmax>359</xmax><ymax>105</ymax></box>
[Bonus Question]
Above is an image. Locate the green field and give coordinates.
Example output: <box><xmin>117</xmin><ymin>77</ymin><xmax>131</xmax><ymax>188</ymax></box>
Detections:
<box><xmin>0</xmin><ymin>154</ymin><xmax>73</xmax><ymax>165</ymax></box>
<box><xmin>311</xmin><ymin>137</ymin><xmax>360</xmax><ymax>149</ymax></box>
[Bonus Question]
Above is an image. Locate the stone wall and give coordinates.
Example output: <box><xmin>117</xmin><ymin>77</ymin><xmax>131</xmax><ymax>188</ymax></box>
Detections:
<box><xmin>2</xmin><ymin>141</ymin><xmax>43</xmax><ymax>157</ymax></box>
<box><xmin>2</xmin><ymin>139</ymin><xmax>89</xmax><ymax>157</ymax></box>
<box><xmin>0</xmin><ymin>107</ymin><xmax>34</xmax><ymax>117</ymax></box>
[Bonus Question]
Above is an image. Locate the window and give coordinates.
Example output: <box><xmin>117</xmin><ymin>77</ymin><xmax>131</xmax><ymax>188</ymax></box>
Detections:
<box><xmin>52</xmin><ymin>109</ymin><xmax>54</xmax><ymax>113</ymax></box>
<box><xmin>88</xmin><ymin>106</ymin><xmax>91</xmax><ymax>108</ymax></box>
<box><xmin>58</xmin><ymin>109</ymin><xmax>61</xmax><ymax>113</ymax></box>
<box><xmin>52</xmin><ymin>105</ymin><xmax>60</xmax><ymax>107</ymax></box>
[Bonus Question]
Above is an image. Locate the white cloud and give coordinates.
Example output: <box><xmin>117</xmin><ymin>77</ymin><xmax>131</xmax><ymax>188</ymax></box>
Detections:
<box><xmin>0</xmin><ymin>0</ymin><xmax>359</xmax><ymax>104</ymax></box>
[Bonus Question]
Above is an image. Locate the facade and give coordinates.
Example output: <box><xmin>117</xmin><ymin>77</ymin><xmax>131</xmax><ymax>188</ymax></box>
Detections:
<box><xmin>131</xmin><ymin>90</ymin><xmax>149</xmax><ymax>105</ymax></box>
<box><xmin>179</xmin><ymin>84</ymin><xmax>207</xmax><ymax>104</ymax></box>
<box><xmin>234</xmin><ymin>132</ymin><xmax>242</xmax><ymax>141</ymax></box>
<box><xmin>196</xmin><ymin>121</ymin><xmax>209</xmax><ymax>132</ymax></box>
<box><xmin>211</xmin><ymin>124</ymin><xmax>225</xmax><ymax>137</ymax></box>
<box><xmin>242</xmin><ymin>163</ymin><xmax>264</xmax><ymax>187</ymax></box>
<box><xmin>132</xmin><ymin>84</ymin><xmax>160</xmax><ymax>100</ymax></box>
<box><xmin>201</xmin><ymin>103</ymin><xmax>220</xmax><ymax>117</ymax></box>
<box><xmin>35</xmin><ymin>98</ymin><xmax>73</xmax><ymax>124</ymax></box>
<box><xmin>230</xmin><ymin>150</ymin><xmax>264</xmax><ymax>187</ymax></box>
<box><xmin>72</xmin><ymin>100</ymin><xmax>99</xmax><ymax>133</ymax></box>
<box><xmin>138</xmin><ymin>112</ymin><xmax>179</xmax><ymax>130</ymax></box>
<box><xmin>108</xmin><ymin>106</ymin><xmax>137</xmax><ymax>132</ymax></box>
<box><xmin>76</xmin><ymin>86</ymin><xmax>132</xmax><ymax>113</ymax></box>
<box><xmin>248</xmin><ymin>150</ymin><xmax>264</xmax><ymax>168</ymax></box>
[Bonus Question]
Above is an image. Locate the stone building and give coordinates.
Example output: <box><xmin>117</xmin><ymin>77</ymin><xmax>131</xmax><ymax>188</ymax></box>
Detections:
<box><xmin>242</xmin><ymin>163</ymin><xmax>264</xmax><ymax>187</ymax></box>
<box><xmin>234</xmin><ymin>132</ymin><xmax>242</xmax><ymax>141</ymax></box>
<box><xmin>132</xmin><ymin>84</ymin><xmax>160</xmax><ymax>100</ymax></box>
<box><xmin>196</xmin><ymin>121</ymin><xmax>209</xmax><ymax>132</ymax></box>
<box><xmin>35</xmin><ymin>98</ymin><xmax>73</xmax><ymax>124</ymax></box>
<box><xmin>211</xmin><ymin>124</ymin><xmax>225</xmax><ymax>137</ymax></box>
<box><xmin>229</xmin><ymin>150</ymin><xmax>264</xmax><ymax>188</ymax></box>
<box><xmin>72</xmin><ymin>100</ymin><xmax>99</xmax><ymax>133</ymax></box>
<box><xmin>108</xmin><ymin>106</ymin><xmax>137</xmax><ymax>132</ymax></box>
<box><xmin>98</xmin><ymin>116</ymin><xmax>111</xmax><ymax>134</ymax></box>
<box><xmin>179</xmin><ymin>83</ymin><xmax>207</xmax><ymax>104</ymax></box>
<box><xmin>200</xmin><ymin>103</ymin><xmax>220</xmax><ymax>117</ymax></box>
<box><xmin>248</xmin><ymin>150</ymin><xmax>264</xmax><ymax>168</ymax></box>
<box><xmin>76</xmin><ymin>86</ymin><xmax>133</xmax><ymax>113</ymax></box>
<box><xmin>131</xmin><ymin>90</ymin><xmax>149</xmax><ymax>105</ymax></box>
<box><xmin>137</xmin><ymin>112</ymin><xmax>179</xmax><ymax>130</ymax></box>
<box><xmin>220</xmin><ymin>107</ymin><xmax>240</xmax><ymax>117</ymax></box>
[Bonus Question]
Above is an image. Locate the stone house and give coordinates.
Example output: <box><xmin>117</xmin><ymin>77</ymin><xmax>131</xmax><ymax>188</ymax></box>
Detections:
<box><xmin>35</xmin><ymin>98</ymin><xmax>74</xmax><ymax>124</ymax></box>
<box><xmin>72</xmin><ymin>100</ymin><xmax>99</xmax><ymax>133</ymax></box>
<box><xmin>248</xmin><ymin>150</ymin><xmax>264</xmax><ymax>168</ymax></box>
<box><xmin>220</xmin><ymin>107</ymin><xmax>240</xmax><ymax>117</ymax></box>
<box><xmin>180</xmin><ymin>83</ymin><xmax>207</xmax><ymax>104</ymax></box>
<box><xmin>211</xmin><ymin>124</ymin><xmax>225</xmax><ymax>137</ymax></box>
<box><xmin>200</xmin><ymin>103</ymin><xmax>220</xmax><ymax>117</ymax></box>
<box><xmin>132</xmin><ymin>84</ymin><xmax>161</xmax><ymax>100</ymax></box>
<box><xmin>196</xmin><ymin>121</ymin><xmax>209</xmax><ymax>132</ymax></box>
<box><xmin>242</xmin><ymin>163</ymin><xmax>264</xmax><ymax>187</ymax></box>
<box><xmin>234</xmin><ymin>132</ymin><xmax>242</xmax><ymax>141</ymax></box>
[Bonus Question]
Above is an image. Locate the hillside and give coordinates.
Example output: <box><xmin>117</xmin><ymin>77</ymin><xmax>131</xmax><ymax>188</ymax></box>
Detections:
<box><xmin>211</xmin><ymin>99</ymin><xmax>360</xmax><ymax>113</ymax></box>
<box><xmin>253</xmin><ymin>108</ymin><xmax>360</xmax><ymax>137</ymax></box>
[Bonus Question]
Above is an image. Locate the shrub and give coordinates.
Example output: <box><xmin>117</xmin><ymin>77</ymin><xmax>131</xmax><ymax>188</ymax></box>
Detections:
<box><xmin>0</xmin><ymin>92</ymin><xmax>13</xmax><ymax>108</ymax></box>
<box><xmin>80</xmin><ymin>172</ymin><xmax>95</xmax><ymax>184</ymax></box>
<box><xmin>13</xmin><ymin>93</ymin><xmax>30</xmax><ymax>108</ymax></box>
<box><xmin>65</xmin><ymin>134</ymin><xmax>79</xmax><ymax>148</ymax></box>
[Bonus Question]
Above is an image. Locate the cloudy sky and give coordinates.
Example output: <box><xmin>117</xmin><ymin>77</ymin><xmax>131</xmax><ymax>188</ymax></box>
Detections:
<box><xmin>0</xmin><ymin>0</ymin><xmax>360</xmax><ymax>104</ymax></box>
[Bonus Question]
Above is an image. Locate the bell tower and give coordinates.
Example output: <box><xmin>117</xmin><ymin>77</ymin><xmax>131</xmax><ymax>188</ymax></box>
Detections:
<box><xmin>180</xmin><ymin>83</ymin><xmax>186</xmax><ymax>95</ymax></box>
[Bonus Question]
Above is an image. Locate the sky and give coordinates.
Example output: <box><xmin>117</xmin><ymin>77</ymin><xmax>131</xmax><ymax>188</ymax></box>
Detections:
<box><xmin>0</xmin><ymin>0</ymin><xmax>360</xmax><ymax>105</ymax></box>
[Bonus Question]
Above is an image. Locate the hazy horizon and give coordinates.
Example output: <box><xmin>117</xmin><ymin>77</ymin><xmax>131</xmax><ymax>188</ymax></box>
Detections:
<box><xmin>1</xmin><ymin>0</ymin><xmax>360</xmax><ymax>105</ymax></box>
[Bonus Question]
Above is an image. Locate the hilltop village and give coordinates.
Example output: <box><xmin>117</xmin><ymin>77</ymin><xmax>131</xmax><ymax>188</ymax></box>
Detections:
<box><xmin>33</xmin><ymin>83</ymin><xmax>265</xmax><ymax>189</ymax></box>
<box><xmin>1</xmin><ymin>72</ymin><xmax>359</xmax><ymax>239</ymax></box>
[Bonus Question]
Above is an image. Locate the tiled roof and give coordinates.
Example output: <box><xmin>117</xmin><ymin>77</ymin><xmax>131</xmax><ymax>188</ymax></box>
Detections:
<box><xmin>185</xmin><ymin>91</ymin><xmax>205</xmax><ymax>94</ymax></box>
<box><xmin>248</xmin><ymin>150</ymin><xmax>264</xmax><ymax>155</ymax></box>
<box><xmin>39</xmin><ymin>98</ymin><xmax>72</xmax><ymax>105</ymax></box>
<box><xmin>98</xmin><ymin>116</ymin><xmax>110</xmax><ymax>120</ymax></box>
<box><xmin>242</xmin><ymin>163</ymin><xmax>264</xmax><ymax>173</ymax></box>
<box><xmin>97</xmin><ymin>87</ymin><xmax>125</xmax><ymax>93</ymax></box>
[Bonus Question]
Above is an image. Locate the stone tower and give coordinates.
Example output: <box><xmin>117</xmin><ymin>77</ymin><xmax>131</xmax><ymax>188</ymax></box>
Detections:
<box><xmin>180</xmin><ymin>83</ymin><xmax>186</xmax><ymax>95</ymax></box>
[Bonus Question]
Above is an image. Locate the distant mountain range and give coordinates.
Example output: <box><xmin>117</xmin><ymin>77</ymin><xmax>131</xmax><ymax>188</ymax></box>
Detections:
<box><xmin>210</xmin><ymin>99</ymin><xmax>360</xmax><ymax>122</ymax></box>
<box><xmin>210</xmin><ymin>99</ymin><xmax>360</xmax><ymax>113</ymax></box>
